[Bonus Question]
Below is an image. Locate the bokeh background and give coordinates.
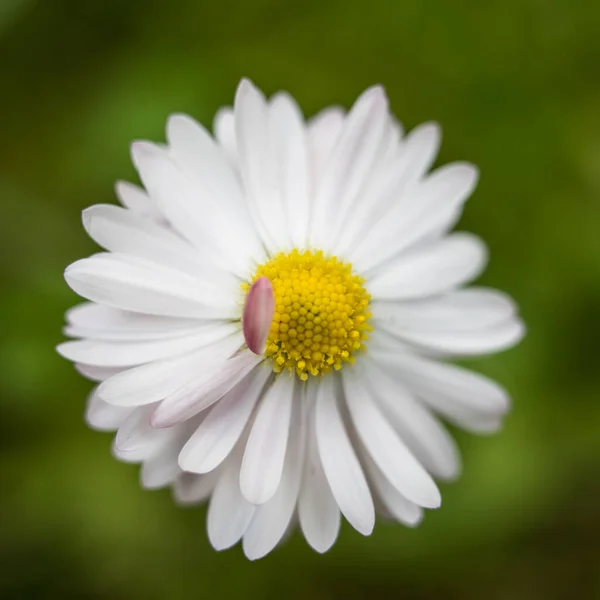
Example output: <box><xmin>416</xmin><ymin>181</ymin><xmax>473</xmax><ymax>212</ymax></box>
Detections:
<box><xmin>1</xmin><ymin>0</ymin><xmax>600</xmax><ymax>598</ymax></box>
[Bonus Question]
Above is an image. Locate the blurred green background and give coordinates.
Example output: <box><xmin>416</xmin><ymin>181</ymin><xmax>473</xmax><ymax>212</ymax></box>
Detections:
<box><xmin>1</xmin><ymin>0</ymin><xmax>600</xmax><ymax>598</ymax></box>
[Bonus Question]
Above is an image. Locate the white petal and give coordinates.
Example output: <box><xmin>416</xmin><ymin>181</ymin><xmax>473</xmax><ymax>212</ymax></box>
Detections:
<box><xmin>368</xmin><ymin>233</ymin><xmax>488</xmax><ymax>301</ymax></box>
<box><xmin>57</xmin><ymin>323</ymin><xmax>237</xmax><ymax>367</ymax></box>
<box><xmin>179</xmin><ymin>366</ymin><xmax>271</xmax><ymax>474</ymax></box>
<box><xmin>351</xmin><ymin>160</ymin><xmax>477</xmax><ymax>273</ymax></box>
<box><xmin>376</xmin><ymin>351</ymin><xmax>511</xmax><ymax>432</ymax></box>
<box><xmin>64</xmin><ymin>253</ymin><xmax>237</xmax><ymax>319</ymax></box>
<box><xmin>139</xmin><ymin>419</ymin><xmax>198</xmax><ymax>489</ymax></box>
<box><xmin>85</xmin><ymin>389</ymin><xmax>133</xmax><ymax>431</ymax></box>
<box><xmin>242</xmin><ymin>393</ymin><xmax>305</xmax><ymax>560</ymax></box>
<box><xmin>65</xmin><ymin>303</ymin><xmax>202</xmax><ymax>341</ymax></box>
<box><xmin>140</xmin><ymin>438</ymin><xmax>184</xmax><ymax>490</ymax></box>
<box><xmin>207</xmin><ymin>450</ymin><xmax>255</xmax><ymax>551</ymax></box>
<box><xmin>166</xmin><ymin>114</ymin><xmax>265</xmax><ymax>266</ymax></box>
<box><xmin>166</xmin><ymin>113</ymin><xmax>236</xmax><ymax>198</ymax></box>
<box><xmin>393</xmin><ymin>121</ymin><xmax>441</xmax><ymax>184</ymax></box>
<box><xmin>269</xmin><ymin>92</ymin><xmax>311</xmax><ymax>248</ymax></box>
<box><xmin>307</xmin><ymin>107</ymin><xmax>344</xmax><ymax>185</ymax></box>
<box><xmin>334</xmin><ymin>137</ymin><xmax>419</xmax><ymax>258</ymax></box>
<box><xmin>380</xmin><ymin>115</ymin><xmax>404</xmax><ymax>160</ymax></box>
<box><xmin>396</xmin><ymin>318</ymin><xmax>526</xmax><ymax>356</ymax></box>
<box><xmin>173</xmin><ymin>470</ymin><xmax>220</xmax><ymax>505</ymax></box>
<box><xmin>234</xmin><ymin>78</ymin><xmax>286</xmax><ymax>252</ymax></box>
<box><xmin>111</xmin><ymin>439</ymin><xmax>146</xmax><ymax>464</ymax></box>
<box><xmin>339</xmin><ymin>122</ymin><xmax>441</xmax><ymax>260</ymax></box>
<box><xmin>315</xmin><ymin>376</ymin><xmax>375</xmax><ymax>535</ymax></box>
<box><xmin>75</xmin><ymin>364</ymin><xmax>124</xmax><ymax>382</ymax></box>
<box><xmin>151</xmin><ymin>349</ymin><xmax>261</xmax><ymax>428</ymax></box>
<box><xmin>240</xmin><ymin>374</ymin><xmax>294</xmax><ymax>505</ymax></box>
<box><xmin>361</xmin><ymin>451</ymin><xmax>423</xmax><ymax>526</ymax></box>
<box><xmin>82</xmin><ymin>204</ymin><xmax>210</xmax><ymax>277</ymax></box>
<box><xmin>131</xmin><ymin>141</ymin><xmax>253</xmax><ymax>276</ymax></box>
<box><xmin>213</xmin><ymin>107</ymin><xmax>237</xmax><ymax>159</ymax></box>
<box><xmin>114</xmin><ymin>180</ymin><xmax>163</xmax><ymax>222</ymax></box>
<box><xmin>310</xmin><ymin>86</ymin><xmax>389</xmax><ymax>251</ymax></box>
<box><xmin>97</xmin><ymin>333</ymin><xmax>242</xmax><ymax>407</ymax></box>
<box><xmin>372</xmin><ymin>288</ymin><xmax>517</xmax><ymax>333</ymax></box>
<box><xmin>451</xmin><ymin>414</ymin><xmax>503</xmax><ymax>434</ymax></box>
<box><xmin>363</xmin><ymin>362</ymin><xmax>461</xmax><ymax>480</ymax></box>
<box><xmin>114</xmin><ymin>404</ymin><xmax>174</xmax><ymax>462</ymax></box>
<box><xmin>298</xmin><ymin>384</ymin><xmax>341</xmax><ymax>553</ymax></box>
<box><xmin>343</xmin><ymin>368</ymin><xmax>441</xmax><ymax>508</ymax></box>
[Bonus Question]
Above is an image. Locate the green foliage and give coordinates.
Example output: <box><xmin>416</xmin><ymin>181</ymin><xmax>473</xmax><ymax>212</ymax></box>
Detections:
<box><xmin>1</xmin><ymin>0</ymin><xmax>599</xmax><ymax>597</ymax></box>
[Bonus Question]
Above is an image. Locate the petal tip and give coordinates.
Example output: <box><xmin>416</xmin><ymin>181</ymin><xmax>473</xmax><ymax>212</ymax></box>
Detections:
<box><xmin>369</xmin><ymin>83</ymin><xmax>388</xmax><ymax>101</ymax></box>
<box><xmin>238</xmin><ymin>77</ymin><xmax>255</xmax><ymax>91</ymax></box>
<box><xmin>310</xmin><ymin>542</ymin><xmax>335</xmax><ymax>554</ymax></box>
<box><xmin>236</xmin><ymin>77</ymin><xmax>257</xmax><ymax>101</ymax></box>
<box><xmin>55</xmin><ymin>342</ymin><xmax>69</xmax><ymax>359</ymax></box>
<box><xmin>355</xmin><ymin>514</ymin><xmax>376</xmax><ymax>537</ymax></box>
<box><xmin>514</xmin><ymin>318</ymin><xmax>527</xmax><ymax>344</ymax></box>
<box><xmin>166</xmin><ymin>113</ymin><xmax>197</xmax><ymax>143</ymax></box>
<box><xmin>177</xmin><ymin>447</ymin><xmax>205</xmax><ymax>475</ymax></box>
<box><xmin>81</xmin><ymin>206</ymin><xmax>94</xmax><ymax>233</ymax></box>
<box><xmin>239</xmin><ymin>468</ymin><xmax>278</xmax><ymax>506</ymax></box>
<box><xmin>404</xmin><ymin>510</ymin><xmax>425</xmax><ymax>528</ymax></box>
<box><xmin>130</xmin><ymin>140</ymin><xmax>159</xmax><ymax>168</ymax></box>
<box><xmin>415</xmin><ymin>121</ymin><xmax>442</xmax><ymax>143</ymax></box>
<box><xmin>239</xmin><ymin>483</ymin><xmax>273</xmax><ymax>507</ymax></box>
<box><xmin>425</xmin><ymin>490</ymin><xmax>442</xmax><ymax>510</ymax></box>
<box><xmin>149</xmin><ymin>407</ymin><xmax>173</xmax><ymax>429</ymax></box>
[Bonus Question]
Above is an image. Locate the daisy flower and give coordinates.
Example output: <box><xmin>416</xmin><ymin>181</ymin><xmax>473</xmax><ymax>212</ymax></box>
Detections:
<box><xmin>58</xmin><ymin>79</ymin><xmax>524</xmax><ymax>560</ymax></box>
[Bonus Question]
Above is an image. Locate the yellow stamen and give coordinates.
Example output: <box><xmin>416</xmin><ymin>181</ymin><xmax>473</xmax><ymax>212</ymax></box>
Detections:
<box><xmin>242</xmin><ymin>249</ymin><xmax>372</xmax><ymax>380</ymax></box>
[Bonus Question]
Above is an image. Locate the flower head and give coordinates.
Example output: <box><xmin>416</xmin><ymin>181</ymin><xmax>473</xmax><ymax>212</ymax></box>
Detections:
<box><xmin>58</xmin><ymin>79</ymin><xmax>524</xmax><ymax>559</ymax></box>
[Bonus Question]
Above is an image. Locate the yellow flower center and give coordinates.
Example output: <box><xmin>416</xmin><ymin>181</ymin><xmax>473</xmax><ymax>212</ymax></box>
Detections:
<box><xmin>243</xmin><ymin>249</ymin><xmax>372</xmax><ymax>380</ymax></box>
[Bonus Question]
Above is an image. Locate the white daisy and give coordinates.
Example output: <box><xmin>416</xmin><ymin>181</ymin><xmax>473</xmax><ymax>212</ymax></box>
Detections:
<box><xmin>58</xmin><ymin>78</ymin><xmax>524</xmax><ymax>560</ymax></box>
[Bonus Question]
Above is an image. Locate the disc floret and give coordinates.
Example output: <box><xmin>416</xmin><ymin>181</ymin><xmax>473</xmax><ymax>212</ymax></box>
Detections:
<box><xmin>243</xmin><ymin>249</ymin><xmax>372</xmax><ymax>380</ymax></box>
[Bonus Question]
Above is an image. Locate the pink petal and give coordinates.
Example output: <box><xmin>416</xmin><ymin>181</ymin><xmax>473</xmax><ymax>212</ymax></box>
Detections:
<box><xmin>243</xmin><ymin>277</ymin><xmax>275</xmax><ymax>355</ymax></box>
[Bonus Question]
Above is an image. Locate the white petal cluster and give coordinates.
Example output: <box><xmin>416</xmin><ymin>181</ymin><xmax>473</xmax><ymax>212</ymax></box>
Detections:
<box><xmin>59</xmin><ymin>79</ymin><xmax>524</xmax><ymax>559</ymax></box>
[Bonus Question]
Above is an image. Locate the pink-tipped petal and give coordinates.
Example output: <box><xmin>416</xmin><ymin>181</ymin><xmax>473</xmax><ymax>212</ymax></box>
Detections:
<box><xmin>243</xmin><ymin>277</ymin><xmax>275</xmax><ymax>355</ymax></box>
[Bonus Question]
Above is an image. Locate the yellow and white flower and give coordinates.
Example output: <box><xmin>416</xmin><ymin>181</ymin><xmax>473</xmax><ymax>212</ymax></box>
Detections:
<box><xmin>58</xmin><ymin>79</ymin><xmax>524</xmax><ymax>560</ymax></box>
